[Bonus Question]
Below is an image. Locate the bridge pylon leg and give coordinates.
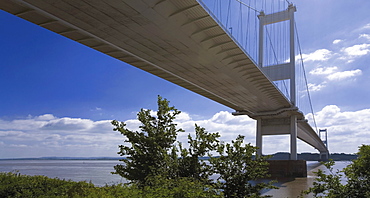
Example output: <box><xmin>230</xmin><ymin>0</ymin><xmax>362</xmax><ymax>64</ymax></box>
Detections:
<box><xmin>252</xmin><ymin>114</ymin><xmax>299</xmax><ymax>160</ymax></box>
<box><xmin>319</xmin><ymin>152</ymin><xmax>329</xmax><ymax>161</ymax></box>
<box><xmin>256</xmin><ymin>118</ymin><xmax>263</xmax><ymax>156</ymax></box>
<box><xmin>290</xmin><ymin>115</ymin><xmax>297</xmax><ymax>160</ymax></box>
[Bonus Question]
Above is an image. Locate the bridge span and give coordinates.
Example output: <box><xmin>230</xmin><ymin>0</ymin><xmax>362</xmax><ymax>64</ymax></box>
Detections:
<box><xmin>1</xmin><ymin>0</ymin><xmax>328</xmax><ymax>160</ymax></box>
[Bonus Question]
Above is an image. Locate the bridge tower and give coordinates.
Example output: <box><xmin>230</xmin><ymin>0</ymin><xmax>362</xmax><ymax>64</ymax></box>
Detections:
<box><xmin>256</xmin><ymin>4</ymin><xmax>299</xmax><ymax>160</ymax></box>
<box><xmin>319</xmin><ymin>129</ymin><xmax>329</xmax><ymax>160</ymax></box>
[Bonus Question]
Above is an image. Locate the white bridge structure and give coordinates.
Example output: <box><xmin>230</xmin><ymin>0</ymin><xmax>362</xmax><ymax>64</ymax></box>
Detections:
<box><xmin>1</xmin><ymin>0</ymin><xmax>329</xmax><ymax>160</ymax></box>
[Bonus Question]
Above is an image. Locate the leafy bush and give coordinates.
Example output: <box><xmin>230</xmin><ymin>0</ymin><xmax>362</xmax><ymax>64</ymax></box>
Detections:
<box><xmin>142</xmin><ymin>176</ymin><xmax>222</xmax><ymax>198</ymax></box>
<box><xmin>302</xmin><ymin>145</ymin><xmax>370</xmax><ymax>197</ymax></box>
<box><xmin>0</xmin><ymin>171</ymin><xmax>221</xmax><ymax>198</ymax></box>
<box><xmin>112</xmin><ymin>96</ymin><xmax>275</xmax><ymax>197</ymax></box>
<box><xmin>209</xmin><ymin>135</ymin><xmax>275</xmax><ymax>197</ymax></box>
<box><xmin>0</xmin><ymin>171</ymin><xmax>98</xmax><ymax>197</ymax></box>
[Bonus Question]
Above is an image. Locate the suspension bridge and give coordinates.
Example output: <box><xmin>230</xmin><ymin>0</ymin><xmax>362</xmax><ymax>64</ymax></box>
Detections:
<box><xmin>1</xmin><ymin>0</ymin><xmax>329</xmax><ymax>161</ymax></box>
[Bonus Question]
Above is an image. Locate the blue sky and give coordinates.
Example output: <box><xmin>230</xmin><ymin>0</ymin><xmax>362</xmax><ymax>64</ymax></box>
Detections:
<box><xmin>1</xmin><ymin>0</ymin><xmax>370</xmax><ymax>158</ymax></box>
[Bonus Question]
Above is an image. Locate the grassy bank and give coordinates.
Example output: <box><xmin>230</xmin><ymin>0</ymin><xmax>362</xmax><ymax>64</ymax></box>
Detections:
<box><xmin>0</xmin><ymin>172</ymin><xmax>221</xmax><ymax>198</ymax></box>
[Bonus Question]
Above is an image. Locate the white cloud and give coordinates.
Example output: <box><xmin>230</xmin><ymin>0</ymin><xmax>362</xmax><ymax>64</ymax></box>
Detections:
<box><xmin>360</xmin><ymin>23</ymin><xmax>370</xmax><ymax>30</ymax></box>
<box><xmin>3</xmin><ymin>106</ymin><xmax>370</xmax><ymax>157</ymax></box>
<box><xmin>303</xmin><ymin>105</ymin><xmax>370</xmax><ymax>153</ymax></box>
<box><xmin>310</xmin><ymin>66</ymin><xmax>338</xmax><ymax>75</ymax></box>
<box><xmin>176</xmin><ymin>112</ymin><xmax>192</xmax><ymax>122</ymax></box>
<box><xmin>9</xmin><ymin>144</ymin><xmax>29</xmax><ymax>148</ymax></box>
<box><xmin>333</xmin><ymin>39</ymin><xmax>342</xmax><ymax>44</ymax></box>
<box><xmin>123</xmin><ymin>119</ymin><xmax>141</xmax><ymax>132</ymax></box>
<box><xmin>300</xmin><ymin>49</ymin><xmax>332</xmax><ymax>62</ymax></box>
<box><xmin>0</xmin><ymin>114</ymin><xmax>119</xmax><ymax>158</ymax></box>
<box><xmin>327</xmin><ymin>69</ymin><xmax>362</xmax><ymax>81</ymax></box>
<box><xmin>307</xmin><ymin>83</ymin><xmax>326</xmax><ymax>92</ymax></box>
<box><xmin>342</xmin><ymin>44</ymin><xmax>370</xmax><ymax>56</ymax></box>
<box><xmin>309</xmin><ymin>66</ymin><xmax>361</xmax><ymax>82</ymax></box>
<box><xmin>360</xmin><ymin>34</ymin><xmax>370</xmax><ymax>40</ymax></box>
<box><xmin>175</xmin><ymin>111</ymin><xmax>256</xmax><ymax>143</ymax></box>
<box><xmin>36</xmin><ymin>114</ymin><xmax>56</xmax><ymax>121</ymax></box>
<box><xmin>41</xmin><ymin>118</ymin><xmax>94</xmax><ymax>131</ymax></box>
<box><xmin>0</xmin><ymin>112</ymin><xmax>256</xmax><ymax>158</ymax></box>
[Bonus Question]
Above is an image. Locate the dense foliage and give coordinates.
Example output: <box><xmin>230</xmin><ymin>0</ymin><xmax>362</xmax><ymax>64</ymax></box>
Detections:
<box><xmin>302</xmin><ymin>144</ymin><xmax>370</xmax><ymax>198</ymax></box>
<box><xmin>209</xmin><ymin>135</ymin><xmax>273</xmax><ymax>197</ymax></box>
<box><xmin>111</xmin><ymin>96</ymin><xmax>183</xmax><ymax>184</ymax></box>
<box><xmin>0</xmin><ymin>171</ymin><xmax>221</xmax><ymax>198</ymax></box>
<box><xmin>112</xmin><ymin>96</ymin><xmax>274</xmax><ymax>197</ymax></box>
<box><xmin>0</xmin><ymin>171</ymin><xmax>124</xmax><ymax>198</ymax></box>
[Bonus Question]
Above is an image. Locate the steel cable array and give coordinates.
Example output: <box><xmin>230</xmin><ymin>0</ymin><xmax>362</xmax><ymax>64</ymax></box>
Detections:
<box><xmin>200</xmin><ymin>0</ymin><xmax>318</xmax><ymax>133</ymax></box>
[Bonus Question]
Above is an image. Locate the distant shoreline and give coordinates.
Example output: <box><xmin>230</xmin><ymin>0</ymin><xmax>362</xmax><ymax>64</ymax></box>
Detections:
<box><xmin>0</xmin><ymin>152</ymin><xmax>357</xmax><ymax>161</ymax></box>
<box><xmin>0</xmin><ymin>157</ymin><xmax>124</xmax><ymax>161</ymax></box>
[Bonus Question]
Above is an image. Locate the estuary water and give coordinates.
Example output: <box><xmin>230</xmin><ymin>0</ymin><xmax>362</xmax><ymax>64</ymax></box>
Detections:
<box><xmin>0</xmin><ymin>160</ymin><xmax>125</xmax><ymax>186</ymax></box>
<box><xmin>0</xmin><ymin>160</ymin><xmax>350</xmax><ymax>197</ymax></box>
<box><xmin>262</xmin><ymin>161</ymin><xmax>350</xmax><ymax>197</ymax></box>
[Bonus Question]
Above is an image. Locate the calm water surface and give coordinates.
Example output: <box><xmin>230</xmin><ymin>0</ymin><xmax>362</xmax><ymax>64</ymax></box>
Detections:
<box><xmin>262</xmin><ymin>161</ymin><xmax>350</xmax><ymax>197</ymax></box>
<box><xmin>0</xmin><ymin>160</ymin><xmax>350</xmax><ymax>197</ymax></box>
<box><xmin>0</xmin><ymin>160</ymin><xmax>125</xmax><ymax>186</ymax></box>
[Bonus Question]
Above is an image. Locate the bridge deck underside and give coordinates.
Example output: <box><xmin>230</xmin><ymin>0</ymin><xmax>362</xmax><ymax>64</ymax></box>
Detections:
<box><xmin>1</xmin><ymin>0</ymin><xmax>291</xmax><ymax>114</ymax></box>
<box><xmin>1</xmin><ymin>0</ymin><xmax>328</xmax><ymax>154</ymax></box>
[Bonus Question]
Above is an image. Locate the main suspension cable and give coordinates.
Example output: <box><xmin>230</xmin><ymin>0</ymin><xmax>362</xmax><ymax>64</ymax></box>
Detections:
<box><xmin>234</xmin><ymin>0</ymin><xmax>260</xmax><ymax>13</ymax></box>
<box><xmin>295</xmin><ymin>21</ymin><xmax>319</xmax><ymax>134</ymax></box>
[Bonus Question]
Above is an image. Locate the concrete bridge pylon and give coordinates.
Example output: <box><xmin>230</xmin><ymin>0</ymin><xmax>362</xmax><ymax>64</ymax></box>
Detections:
<box><xmin>255</xmin><ymin>4</ymin><xmax>300</xmax><ymax>160</ymax></box>
<box><xmin>246</xmin><ymin>4</ymin><xmax>329</xmax><ymax>161</ymax></box>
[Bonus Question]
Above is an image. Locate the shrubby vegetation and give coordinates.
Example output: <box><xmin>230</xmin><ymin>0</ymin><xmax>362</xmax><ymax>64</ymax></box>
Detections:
<box><xmin>112</xmin><ymin>96</ymin><xmax>274</xmax><ymax>197</ymax></box>
<box><xmin>0</xmin><ymin>171</ymin><xmax>220</xmax><ymax>197</ymax></box>
<box><xmin>302</xmin><ymin>144</ymin><xmax>370</xmax><ymax>197</ymax></box>
<box><xmin>0</xmin><ymin>171</ymin><xmax>122</xmax><ymax>197</ymax></box>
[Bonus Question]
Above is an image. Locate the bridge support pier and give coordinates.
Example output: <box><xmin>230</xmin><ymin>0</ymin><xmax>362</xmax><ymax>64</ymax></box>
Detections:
<box><xmin>255</xmin><ymin>113</ymin><xmax>299</xmax><ymax>160</ymax></box>
<box><xmin>319</xmin><ymin>152</ymin><xmax>329</xmax><ymax>161</ymax></box>
<box><xmin>267</xmin><ymin>160</ymin><xmax>307</xmax><ymax>177</ymax></box>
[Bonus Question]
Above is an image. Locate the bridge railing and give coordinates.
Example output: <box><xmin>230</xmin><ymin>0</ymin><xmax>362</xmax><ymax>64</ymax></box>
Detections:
<box><xmin>198</xmin><ymin>0</ymin><xmax>260</xmax><ymax>64</ymax></box>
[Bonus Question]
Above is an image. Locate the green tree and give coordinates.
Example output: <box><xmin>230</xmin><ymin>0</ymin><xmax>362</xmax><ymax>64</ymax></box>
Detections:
<box><xmin>112</xmin><ymin>96</ymin><xmax>274</xmax><ymax>197</ymax></box>
<box><xmin>302</xmin><ymin>145</ymin><xmax>370</xmax><ymax>198</ymax></box>
<box><xmin>210</xmin><ymin>135</ymin><xmax>275</xmax><ymax>198</ymax></box>
<box><xmin>344</xmin><ymin>144</ymin><xmax>370</xmax><ymax>197</ymax></box>
<box><xmin>112</xmin><ymin>96</ymin><xmax>219</xmax><ymax>185</ymax></box>
<box><xmin>176</xmin><ymin>124</ymin><xmax>220</xmax><ymax>182</ymax></box>
<box><xmin>112</xmin><ymin>96</ymin><xmax>183</xmax><ymax>185</ymax></box>
<box><xmin>301</xmin><ymin>160</ymin><xmax>346</xmax><ymax>197</ymax></box>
